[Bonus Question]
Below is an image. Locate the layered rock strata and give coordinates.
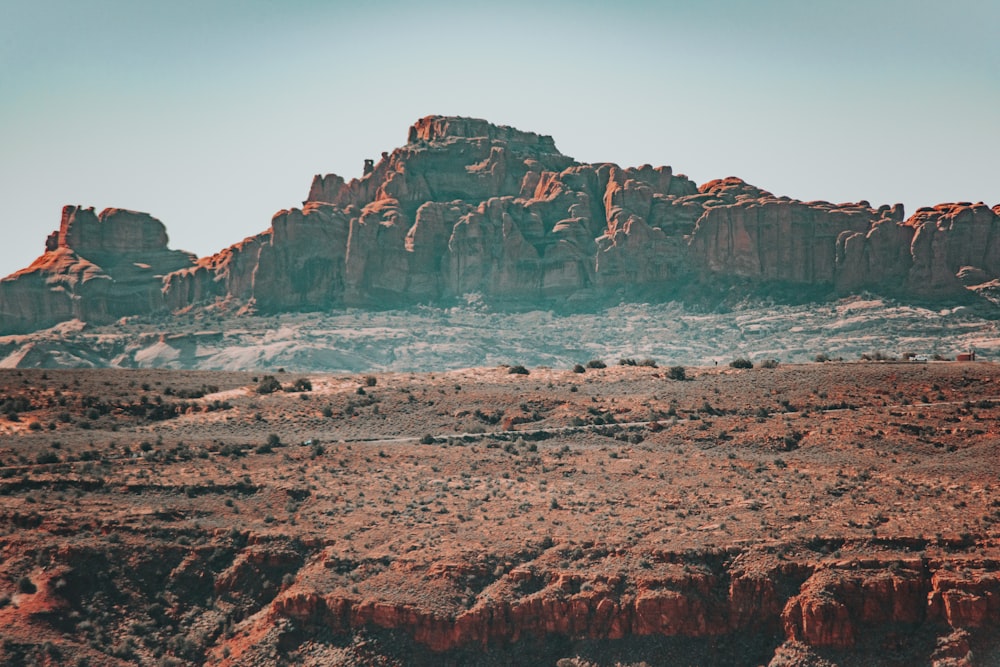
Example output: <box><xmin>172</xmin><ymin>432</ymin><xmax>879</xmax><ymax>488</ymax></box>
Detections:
<box><xmin>0</xmin><ymin>206</ymin><xmax>195</xmax><ymax>333</ymax></box>
<box><xmin>3</xmin><ymin>116</ymin><xmax>999</xmax><ymax>333</ymax></box>
<box><xmin>226</xmin><ymin>545</ymin><xmax>999</xmax><ymax>662</ymax></box>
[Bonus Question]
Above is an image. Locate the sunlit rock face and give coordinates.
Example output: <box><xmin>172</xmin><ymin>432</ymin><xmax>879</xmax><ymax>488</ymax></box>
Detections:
<box><xmin>0</xmin><ymin>206</ymin><xmax>195</xmax><ymax>334</ymax></box>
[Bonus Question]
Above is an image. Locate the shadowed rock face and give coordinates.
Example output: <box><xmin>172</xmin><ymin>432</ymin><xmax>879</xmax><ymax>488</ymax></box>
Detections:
<box><xmin>2</xmin><ymin>115</ymin><xmax>998</xmax><ymax>333</ymax></box>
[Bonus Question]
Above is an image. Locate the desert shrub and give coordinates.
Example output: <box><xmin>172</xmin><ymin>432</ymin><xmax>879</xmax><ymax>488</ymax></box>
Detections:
<box><xmin>17</xmin><ymin>576</ymin><xmax>36</xmax><ymax>594</ymax></box>
<box><xmin>861</xmin><ymin>351</ymin><xmax>894</xmax><ymax>361</ymax></box>
<box><xmin>321</xmin><ymin>406</ymin><xmax>334</xmax><ymax>418</ymax></box>
<box><xmin>782</xmin><ymin>431</ymin><xmax>804</xmax><ymax>450</ymax></box>
<box><xmin>420</xmin><ymin>434</ymin><xmax>436</xmax><ymax>445</ymax></box>
<box><xmin>291</xmin><ymin>378</ymin><xmax>312</xmax><ymax>392</ymax></box>
<box><xmin>667</xmin><ymin>366</ymin><xmax>687</xmax><ymax>381</ymax></box>
<box><xmin>267</xmin><ymin>433</ymin><xmax>281</xmax><ymax>447</ymax></box>
<box><xmin>508</xmin><ymin>365</ymin><xmax>530</xmax><ymax>375</ymax></box>
<box><xmin>586</xmin><ymin>359</ymin><xmax>606</xmax><ymax>369</ymax></box>
<box><xmin>364</xmin><ymin>375</ymin><xmax>377</xmax><ymax>387</ymax></box>
<box><xmin>814</xmin><ymin>353</ymin><xmax>830</xmax><ymax>362</ymax></box>
<box><xmin>256</xmin><ymin>375</ymin><xmax>282</xmax><ymax>394</ymax></box>
<box><xmin>35</xmin><ymin>451</ymin><xmax>59</xmax><ymax>465</ymax></box>
<box><xmin>729</xmin><ymin>358</ymin><xmax>753</xmax><ymax>369</ymax></box>
<box><xmin>639</xmin><ymin>358</ymin><xmax>657</xmax><ymax>368</ymax></box>
<box><xmin>760</xmin><ymin>359</ymin><xmax>779</xmax><ymax>369</ymax></box>
<box><xmin>618</xmin><ymin>358</ymin><xmax>637</xmax><ymax>366</ymax></box>
<box><xmin>28</xmin><ymin>421</ymin><xmax>42</xmax><ymax>431</ymax></box>
<box><xmin>474</xmin><ymin>409</ymin><xmax>502</xmax><ymax>425</ymax></box>
<box><xmin>572</xmin><ymin>364</ymin><xmax>586</xmax><ymax>373</ymax></box>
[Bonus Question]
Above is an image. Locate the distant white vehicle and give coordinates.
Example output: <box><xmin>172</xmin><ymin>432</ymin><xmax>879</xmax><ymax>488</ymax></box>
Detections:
<box><xmin>913</xmin><ymin>355</ymin><xmax>928</xmax><ymax>362</ymax></box>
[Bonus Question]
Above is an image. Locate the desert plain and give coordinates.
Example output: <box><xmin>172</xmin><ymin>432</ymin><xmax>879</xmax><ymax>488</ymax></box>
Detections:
<box><xmin>0</xmin><ymin>360</ymin><xmax>999</xmax><ymax>666</ymax></box>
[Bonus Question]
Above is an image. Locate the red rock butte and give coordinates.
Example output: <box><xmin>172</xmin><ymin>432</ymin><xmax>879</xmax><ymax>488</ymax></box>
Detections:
<box><xmin>2</xmin><ymin>115</ymin><xmax>999</xmax><ymax>334</ymax></box>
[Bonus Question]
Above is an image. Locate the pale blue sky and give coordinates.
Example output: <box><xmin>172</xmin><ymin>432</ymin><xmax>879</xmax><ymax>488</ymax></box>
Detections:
<box><xmin>2</xmin><ymin>0</ymin><xmax>998</xmax><ymax>278</ymax></box>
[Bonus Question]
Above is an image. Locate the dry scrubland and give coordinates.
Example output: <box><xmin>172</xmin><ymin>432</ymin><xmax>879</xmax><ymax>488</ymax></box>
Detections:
<box><xmin>0</xmin><ymin>362</ymin><xmax>999</xmax><ymax>665</ymax></box>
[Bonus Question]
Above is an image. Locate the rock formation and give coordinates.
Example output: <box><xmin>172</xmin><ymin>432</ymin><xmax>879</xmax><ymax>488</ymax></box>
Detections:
<box><xmin>0</xmin><ymin>206</ymin><xmax>195</xmax><ymax>333</ymax></box>
<box><xmin>2</xmin><ymin>116</ymin><xmax>999</xmax><ymax>334</ymax></box>
<box><xmin>255</xmin><ymin>552</ymin><xmax>1000</xmax><ymax>657</ymax></box>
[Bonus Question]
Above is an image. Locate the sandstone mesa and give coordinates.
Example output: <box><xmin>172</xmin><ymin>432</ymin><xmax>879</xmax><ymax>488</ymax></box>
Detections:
<box><xmin>2</xmin><ymin>115</ymin><xmax>999</xmax><ymax>335</ymax></box>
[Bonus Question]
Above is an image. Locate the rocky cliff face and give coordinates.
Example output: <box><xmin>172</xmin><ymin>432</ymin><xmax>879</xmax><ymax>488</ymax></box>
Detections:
<box><xmin>0</xmin><ymin>206</ymin><xmax>195</xmax><ymax>333</ymax></box>
<box><xmin>238</xmin><ymin>546</ymin><xmax>997</xmax><ymax>664</ymax></box>
<box><xmin>835</xmin><ymin>202</ymin><xmax>1000</xmax><ymax>297</ymax></box>
<box><xmin>3</xmin><ymin>116</ymin><xmax>998</xmax><ymax>333</ymax></box>
<box><xmin>164</xmin><ymin>116</ymin><xmax>718</xmax><ymax>312</ymax></box>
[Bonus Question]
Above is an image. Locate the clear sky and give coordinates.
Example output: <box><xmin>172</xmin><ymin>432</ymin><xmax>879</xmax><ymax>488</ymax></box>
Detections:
<box><xmin>2</xmin><ymin>0</ymin><xmax>998</xmax><ymax>279</ymax></box>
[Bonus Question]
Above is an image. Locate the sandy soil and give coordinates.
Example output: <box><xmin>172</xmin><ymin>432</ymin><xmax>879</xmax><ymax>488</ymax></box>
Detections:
<box><xmin>0</xmin><ymin>361</ymin><xmax>998</xmax><ymax>665</ymax></box>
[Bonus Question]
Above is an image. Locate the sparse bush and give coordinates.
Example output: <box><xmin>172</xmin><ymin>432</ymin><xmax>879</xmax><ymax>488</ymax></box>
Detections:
<box><xmin>256</xmin><ymin>375</ymin><xmax>282</xmax><ymax>394</ymax></box>
<box><xmin>420</xmin><ymin>434</ymin><xmax>436</xmax><ymax>445</ymax></box>
<box><xmin>17</xmin><ymin>576</ymin><xmax>36</xmax><ymax>594</ymax></box>
<box><xmin>760</xmin><ymin>359</ymin><xmax>779</xmax><ymax>369</ymax></box>
<box><xmin>861</xmin><ymin>351</ymin><xmax>895</xmax><ymax>362</ymax></box>
<box><xmin>364</xmin><ymin>375</ymin><xmax>377</xmax><ymax>387</ymax></box>
<box><xmin>572</xmin><ymin>364</ymin><xmax>586</xmax><ymax>373</ymax></box>
<box><xmin>35</xmin><ymin>451</ymin><xmax>59</xmax><ymax>465</ymax></box>
<box><xmin>814</xmin><ymin>353</ymin><xmax>830</xmax><ymax>363</ymax></box>
<box><xmin>639</xmin><ymin>358</ymin><xmax>658</xmax><ymax>368</ymax></box>
<box><xmin>667</xmin><ymin>366</ymin><xmax>686</xmax><ymax>381</ymax></box>
<box><xmin>618</xmin><ymin>358</ymin><xmax>637</xmax><ymax>366</ymax></box>
<box><xmin>586</xmin><ymin>359</ymin><xmax>606</xmax><ymax>369</ymax></box>
<box><xmin>291</xmin><ymin>378</ymin><xmax>312</xmax><ymax>392</ymax></box>
<box><xmin>267</xmin><ymin>433</ymin><xmax>281</xmax><ymax>447</ymax></box>
<box><xmin>729</xmin><ymin>358</ymin><xmax>753</xmax><ymax>369</ymax></box>
<box><xmin>508</xmin><ymin>365</ymin><xmax>530</xmax><ymax>375</ymax></box>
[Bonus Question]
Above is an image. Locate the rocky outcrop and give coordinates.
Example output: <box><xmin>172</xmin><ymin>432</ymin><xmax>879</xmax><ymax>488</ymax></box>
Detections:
<box><xmin>161</xmin><ymin>117</ymin><xmax>1000</xmax><ymax>312</ymax></box>
<box><xmin>250</xmin><ymin>549</ymin><xmax>1000</xmax><ymax>659</ymax></box>
<box><xmin>3</xmin><ymin>116</ymin><xmax>998</xmax><ymax>334</ymax></box>
<box><xmin>0</xmin><ymin>206</ymin><xmax>195</xmax><ymax>333</ymax></box>
<box><xmin>835</xmin><ymin>202</ymin><xmax>1000</xmax><ymax>297</ymax></box>
<box><xmin>167</xmin><ymin>116</ymin><xmax>709</xmax><ymax>311</ymax></box>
